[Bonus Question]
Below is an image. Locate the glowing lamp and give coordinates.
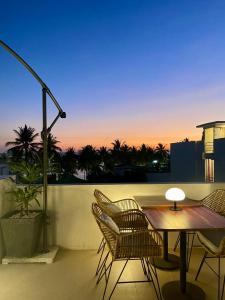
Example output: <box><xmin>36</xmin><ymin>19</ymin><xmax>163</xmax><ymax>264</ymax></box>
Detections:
<box><xmin>165</xmin><ymin>188</ymin><xmax>185</xmax><ymax>211</ymax></box>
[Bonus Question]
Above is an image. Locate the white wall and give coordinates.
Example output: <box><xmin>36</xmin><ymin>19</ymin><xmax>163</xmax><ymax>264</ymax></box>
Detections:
<box><xmin>0</xmin><ymin>179</ymin><xmax>15</xmax><ymax>258</ymax></box>
<box><xmin>46</xmin><ymin>182</ymin><xmax>225</xmax><ymax>250</ymax></box>
<box><xmin>1</xmin><ymin>181</ymin><xmax>225</xmax><ymax>253</ymax></box>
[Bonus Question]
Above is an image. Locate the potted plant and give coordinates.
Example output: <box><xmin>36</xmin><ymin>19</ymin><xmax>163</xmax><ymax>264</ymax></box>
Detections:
<box><xmin>1</xmin><ymin>162</ymin><xmax>43</xmax><ymax>258</ymax></box>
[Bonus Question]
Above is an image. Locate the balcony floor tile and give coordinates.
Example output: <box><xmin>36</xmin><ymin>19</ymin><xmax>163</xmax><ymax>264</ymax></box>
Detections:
<box><xmin>0</xmin><ymin>248</ymin><xmax>223</xmax><ymax>300</ymax></box>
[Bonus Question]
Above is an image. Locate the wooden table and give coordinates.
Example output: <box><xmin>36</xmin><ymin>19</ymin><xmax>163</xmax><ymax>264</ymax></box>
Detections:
<box><xmin>135</xmin><ymin>196</ymin><xmax>200</xmax><ymax>270</ymax></box>
<box><xmin>135</xmin><ymin>195</ymin><xmax>200</xmax><ymax>208</ymax></box>
<box><xmin>143</xmin><ymin>206</ymin><xmax>225</xmax><ymax>300</ymax></box>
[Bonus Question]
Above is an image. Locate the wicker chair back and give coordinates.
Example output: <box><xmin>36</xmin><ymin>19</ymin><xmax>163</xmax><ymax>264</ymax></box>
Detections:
<box><xmin>202</xmin><ymin>189</ymin><xmax>225</xmax><ymax>215</ymax></box>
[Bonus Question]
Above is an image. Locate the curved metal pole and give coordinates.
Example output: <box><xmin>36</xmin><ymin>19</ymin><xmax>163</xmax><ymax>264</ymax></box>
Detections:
<box><xmin>42</xmin><ymin>88</ymin><xmax>48</xmax><ymax>252</ymax></box>
<box><xmin>0</xmin><ymin>40</ymin><xmax>66</xmax><ymax>253</ymax></box>
<box><xmin>0</xmin><ymin>40</ymin><xmax>66</xmax><ymax>117</ymax></box>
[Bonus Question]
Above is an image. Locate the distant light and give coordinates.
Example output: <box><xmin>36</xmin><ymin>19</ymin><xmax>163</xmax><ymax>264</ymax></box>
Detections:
<box><xmin>153</xmin><ymin>160</ymin><xmax>158</xmax><ymax>164</ymax></box>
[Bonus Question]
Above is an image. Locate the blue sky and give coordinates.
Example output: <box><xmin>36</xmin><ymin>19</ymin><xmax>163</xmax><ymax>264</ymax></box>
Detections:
<box><xmin>1</xmin><ymin>0</ymin><xmax>225</xmax><ymax>150</ymax></box>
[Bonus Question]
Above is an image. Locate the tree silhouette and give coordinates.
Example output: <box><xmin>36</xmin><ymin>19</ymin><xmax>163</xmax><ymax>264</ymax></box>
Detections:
<box><xmin>120</xmin><ymin>143</ymin><xmax>131</xmax><ymax>164</ymax></box>
<box><xmin>111</xmin><ymin>139</ymin><xmax>125</xmax><ymax>152</ymax></box>
<box><xmin>38</xmin><ymin>133</ymin><xmax>62</xmax><ymax>176</ymax></box>
<box><xmin>111</xmin><ymin>139</ymin><xmax>126</xmax><ymax>165</ymax></box>
<box><xmin>6</xmin><ymin>124</ymin><xmax>40</xmax><ymax>162</ymax></box>
<box><xmin>40</xmin><ymin>133</ymin><xmax>62</xmax><ymax>157</ymax></box>
<box><xmin>155</xmin><ymin>143</ymin><xmax>169</xmax><ymax>160</ymax></box>
<box><xmin>138</xmin><ymin>144</ymin><xmax>154</xmax><ymax>166</ymax></box>
<box><xmin>129</xmin><ymin>146</ymin><xmax>138</xmax><ymax>165</ymax></box>
<box><xmin>78</xmin><ymin>145</ymin><xmax>100</xmax><ymax>180</ymax></box>
<box><xmin>154</xmin><ymin>143</ymin><xmax>170</xmax><ymax>171</ymax></box>
<box><xmin>98</xmin><ymin>146</ymin><xmax>113</xmax><ymax>173</ymax></box>
<box><xmin>62</xmin><ymin>147</ymin><xmax>77</xmax><ymax>175</ymax></box>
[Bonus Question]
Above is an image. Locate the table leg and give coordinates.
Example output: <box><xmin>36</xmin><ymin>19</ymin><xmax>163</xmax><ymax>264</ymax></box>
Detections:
<box><xmin>180</xmin><ymin>231</ymin><xmax>186</xmax><ymax>293</ymax></box>
<box><xmin>151</xmin><ymin>231</ymin><xmax>179</xmax><ymax>270</ymax></box>
<box><xmin>163</xmin><ymin>231</ymin><xmax>169</xmax><ymax>260</ymax></box>
<box><xmin>162</xmin><ymin>230</ymin><xmax>205</xmax><ymax>300</ymax></box>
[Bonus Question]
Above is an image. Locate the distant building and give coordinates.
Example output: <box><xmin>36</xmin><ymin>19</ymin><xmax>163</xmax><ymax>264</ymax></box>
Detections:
<box><xmin>170</xmin><ymin>140</ymin><xmax>204</xmax><ymax>182</ymax></box>
<box><xmin>170</xmin><ymin>121</ymin><xmax>225</xmax><ymax>182</ymax></box>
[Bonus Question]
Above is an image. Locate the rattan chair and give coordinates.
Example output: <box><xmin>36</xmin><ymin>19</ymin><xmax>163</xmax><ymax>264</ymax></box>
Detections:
<box><xmin>195</xmin><ymin>230</ymin><xmax>225</xmax><ymax>300</ymax></box>
<box><xmin>94</xmin><ymin>189</ymin><xmax>146</xmax><ymax>275</ymax></box>
<box><xmin>201</xmin><ymin>189</ymin><xmax>225</xmax><ymax>215</ymax></box>
<box><xmin>94</xmin><ymin>189</ymin><xmax>140</xmax><ymax>211</ymax></box>
<box><xmin>174</xmin><ymin>189</ymin><xmax>225</xmax><ymax>271</ymax></box>
<box><xmin>92</xmin><ymin>202</ymin><xmax>163</xmax><ymax>300</ymax></box>
<box><xmin>95</xmin><ymin>208</ymin><xmax>149</xmax><ymax>276</ymax></box>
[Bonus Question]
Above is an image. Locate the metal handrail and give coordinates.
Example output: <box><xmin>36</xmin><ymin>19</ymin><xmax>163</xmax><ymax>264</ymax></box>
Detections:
<box><xmin>0</xmin><ymin>40</ymin><xmax>66</xmax><ymax>122</ymax></box>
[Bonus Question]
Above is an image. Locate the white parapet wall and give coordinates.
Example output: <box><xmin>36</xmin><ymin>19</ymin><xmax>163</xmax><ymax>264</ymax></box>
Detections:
<box><xmin>47</xmin><ymin>182</ymin><xmax>225</xmax><ymax>250</ymax></box>
<box><xmin>1</xmin><ymin>180</ymin><xmax>225</xmax><ymax>252</ymax></box>
<box><xmin>0</xmin><ymin>179</ymin><xmax>14</xmax><ymax>259</ymax></box>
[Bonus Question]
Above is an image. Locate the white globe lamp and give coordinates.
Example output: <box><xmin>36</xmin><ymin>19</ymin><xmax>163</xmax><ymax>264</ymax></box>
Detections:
<box><xmin>165</xmin><ymin>188</ymin><xmax>185</xmax><ymax>211</ymax></box>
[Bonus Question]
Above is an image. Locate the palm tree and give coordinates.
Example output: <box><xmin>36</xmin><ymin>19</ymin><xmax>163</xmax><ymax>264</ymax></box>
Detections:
<box><xmin>40</xmin><ymin>133</ymin><xmax>62</xmax><ymax>157</ymax></box>
<box><xmin>6</xmin><ymin>124</ymin><xmax>40</xmax><ymax>162</ymax></box>
<box><xmin>137</xmin><ymin>144</ymin><xmax>154</xmax><ymax>166</ymax></box>
<box><xmin>38</xmin><ymin>133</ymin><xmax>62</xmax><ymax>176</ymax></box>
<box><xmin>62</xmin><ymin>147</ymin><xmax>78</xmax><ymax>175</ymax></box>
<box><xmin>154</xmin><ymin>143</ymin><xmax>169</xmax><ymax>160</ymax></box>
<box><xmin>111</xmin><ymin>139</ymin><xmax>125</xmax><ymax>152</ymax></box>
<box><xmin>129</xmin><ymin>146</ymin><xmax>138</xmax><ymax>165</ymax></box>
<box><xmin>98</xmin><ymin>146</ymin><xmax>115</xmax><ymax>173</ymax></box>
<box><xmin>154</xmin><ymin>143</ymin><xmax>170</xmax><ymax>171</ymax></box>
<box><xmin>120</xmin><ymin>143</ymin><xmax>131</xmax><ymax>164</ymax></box>
<box><xmin>78</xmin><ymin>145</ymin><xmax>100</xmax><ymax>180</ymax></box>
<box><xmin>111</xmin><ymin>139</ymin><xmax>126</xmax><ymax>165</ymax></box>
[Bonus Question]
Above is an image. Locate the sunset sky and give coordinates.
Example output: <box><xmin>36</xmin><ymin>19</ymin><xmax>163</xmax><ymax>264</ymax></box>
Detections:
<box><xmin>1</xmin><ymin>1</ymin><xmax>225</xmax><ymax>151</ymax></box>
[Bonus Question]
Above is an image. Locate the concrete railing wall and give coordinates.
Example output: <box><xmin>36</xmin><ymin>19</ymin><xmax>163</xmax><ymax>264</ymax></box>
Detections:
<box><xmin>1</xmin><ymin>181</ymin><xmax>225</xmax><ymax>255</ymax></box>
<box><xmin>0</xmin><ymin>179</ymin><xmax>14</xmax><ymax>259</ymax></box>
<box><xmin>46</xmin><ymin>182</ymin><xmax>225</xmax><ymax>249</ymax></box>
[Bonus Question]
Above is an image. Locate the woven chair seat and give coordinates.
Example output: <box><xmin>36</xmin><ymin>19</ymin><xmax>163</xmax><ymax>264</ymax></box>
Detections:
<box><xmin>116</xmin><ymin>231</ymin><xmax>161</xmax><ymax>259</ymax></box>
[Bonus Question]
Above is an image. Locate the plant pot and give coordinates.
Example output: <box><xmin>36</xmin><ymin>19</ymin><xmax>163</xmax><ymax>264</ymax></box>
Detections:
<box><xmin>1</xmin><ymin>210</ymin><xmax>43</xmax><ymax>258</ymax></box>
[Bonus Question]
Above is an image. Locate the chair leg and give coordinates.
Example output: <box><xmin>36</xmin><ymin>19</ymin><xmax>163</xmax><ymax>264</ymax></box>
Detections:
<box><xmin>173</xmin><ymin>233</ymin><xmax>180</xmax><ymax>251</ymax></box>
<box><xmin>221</xmin><ymin>275</ymin><xmax>225</xmax><ymax>300</ymax></box>
<box><xmin>97</xmin><ymin>237</ymin><xmax>105</xmax><ymax>254</ymax></box>
<box><xmin>144</xmin><ymin>258</ymin><xmax>154</xmax><ymax>282</ymax></box>
<box><xmin>97</xmin><ymin>250</ymin><xmax>109</xmax><ymax>280</ymax></box>
<box><xmin>96</xmin><ymin>241</ymin><xmax>106</xmax><ymax>275</ymax></box>
<box><xmin>195</xmin><ymin>251</ymin><xmax>208</xmax><ymax>281</ymax></box>
<box><xmin>153</xmin><ymin>264</ymin><xmax>162</xmax><ymax>300</ymax></box>
<box><xmin>147</xmin><ymin>258</ymin><xmax>162</xmax><ymax>300</ymax></box>
<box><xmin>97</xmin><ymin>251</ymin><xmax>110</xmax><ymax>284</ymax></box>
<box><xmin>218</xmin><ymin>257</ymin><xmax>221</xmax><ymax>300</ymax></box>
<box><xmin>145</xmin><ymin>259</ymin><xmax>159</xmax><ymax>299</ymax></box>
<box><xmin>108</xmin><ymin>260</ymin><xmax>128</xmax><ymax>300</ymax></box>
<box><xmin>102</xmin><ymin>260</ymin><xmax>113</xmax><ymax>300</ymax></box>
<box><xmin>141</xmin><ymin>258</ymin><xmax>147</xmax><ymax>276</ymax></box>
